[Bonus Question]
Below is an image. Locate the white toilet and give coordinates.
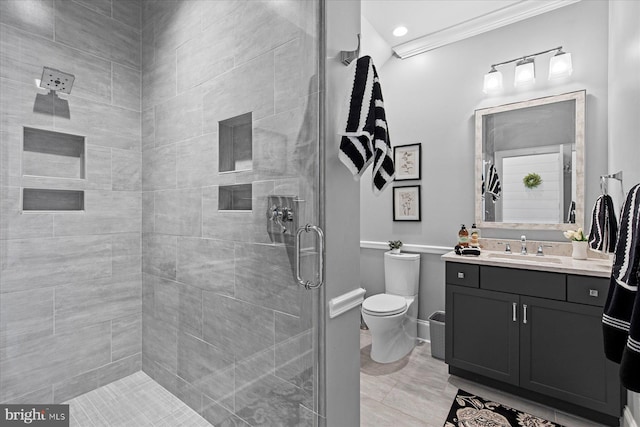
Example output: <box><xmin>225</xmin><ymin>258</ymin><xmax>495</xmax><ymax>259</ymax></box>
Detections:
<box><xmin>362</xmin><ymin>251</ymin><xmax>420</xmax><ymax>363</ymax></box>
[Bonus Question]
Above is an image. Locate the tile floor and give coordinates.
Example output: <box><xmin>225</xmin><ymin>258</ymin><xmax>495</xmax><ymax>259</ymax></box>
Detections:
<box><xmin>65</xmin><ymin>371</ymin><xmax>210</xmax><ymax>427</ymax></box>
<box><xmin>62</xmin><ymin>333</ymin><xmax>611</xmax><ymax>426</ymax></box>
<box><xmin>359</xmin><ymin>330</ymin><xmax>610</xmax><ymax>427</ymax></box>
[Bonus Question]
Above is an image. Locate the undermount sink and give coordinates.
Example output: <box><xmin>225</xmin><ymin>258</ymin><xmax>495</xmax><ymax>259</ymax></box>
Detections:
<box><xmin>487</xmin><ymin>252</ymin><xmax>563</xmax><ymax>264</ymax></box>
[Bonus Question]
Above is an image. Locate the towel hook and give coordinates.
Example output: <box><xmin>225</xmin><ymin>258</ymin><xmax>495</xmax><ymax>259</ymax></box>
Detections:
<box><xmin>340</xmin><ymin>34</ymin><xmax>361</xmax><ymax>66</ymax></box>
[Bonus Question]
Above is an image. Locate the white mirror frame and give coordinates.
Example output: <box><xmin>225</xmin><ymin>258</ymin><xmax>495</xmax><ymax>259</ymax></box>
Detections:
<box><xmin>475</xmin><ymin>90</ymin><xmax>585</xmax><ymax>230</ymax></box>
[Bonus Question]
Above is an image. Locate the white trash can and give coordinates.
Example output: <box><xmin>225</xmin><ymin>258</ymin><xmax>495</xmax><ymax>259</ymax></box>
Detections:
<box><xmin>428</xmin><ymin>311</ymin><xmax>445</xmax><ymax>360</ymax></box>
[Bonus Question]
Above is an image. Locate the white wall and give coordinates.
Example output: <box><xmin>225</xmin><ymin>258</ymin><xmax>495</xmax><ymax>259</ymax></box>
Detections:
<box><xmin>360</xmin><ymin>0</ymin><xmax>609</xmax><ymax>324</ymax></box>
<box><xmin>607</xmin><ymin>1</ymin><xmax>640</xmax><ymax>425</ymax></box>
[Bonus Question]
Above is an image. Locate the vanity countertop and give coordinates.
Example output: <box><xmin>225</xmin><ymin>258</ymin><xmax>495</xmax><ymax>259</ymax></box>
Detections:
<box><xmin>442</xmin><ymin>250</ymin><xmax>613</xmax><ymax>278</ymax></box>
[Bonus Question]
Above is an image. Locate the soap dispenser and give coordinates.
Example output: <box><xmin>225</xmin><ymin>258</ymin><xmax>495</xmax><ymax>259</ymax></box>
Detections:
<box><xmin>470</xmin><ymin>223</ymin><xmax>480</xmax><ymax>247</ymax></box>
<box><xmin>458</xmin><ymin>224</ymin><xmax>469</xmax><ymax>248</ymax></box>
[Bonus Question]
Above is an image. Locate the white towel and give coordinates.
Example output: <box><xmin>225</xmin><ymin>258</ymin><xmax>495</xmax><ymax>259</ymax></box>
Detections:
<box><xmin>338</xmin><ymin>56</ymin><xmax>394</xmax><ymax>195</ymax></box>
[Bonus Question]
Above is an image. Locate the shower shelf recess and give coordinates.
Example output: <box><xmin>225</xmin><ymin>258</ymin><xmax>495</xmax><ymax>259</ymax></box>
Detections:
<box><xmin>21</xmin><ymin>127</ymin><xmax>85</xmax><ymax>212</ymax></box>
<box><xmin>219</xmin><ymin>184</ymin><xmax>252</xmax><ymax>211</ymax></box>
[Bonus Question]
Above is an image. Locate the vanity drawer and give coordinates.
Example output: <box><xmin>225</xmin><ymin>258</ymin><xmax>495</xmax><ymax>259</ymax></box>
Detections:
<box><xmin>567</xmin><ymin>275</ymin><xmax>609</xmax><ymax>307</ymax></box>
<box><xmin>446</xmin><ymin>262</ymin><xmax>479</xmax><ymax>288</ymax></box>
<box><xmin>481</xmin><ymin>266</ymin><xmax>566</xmax><ymax>300</ymax></box>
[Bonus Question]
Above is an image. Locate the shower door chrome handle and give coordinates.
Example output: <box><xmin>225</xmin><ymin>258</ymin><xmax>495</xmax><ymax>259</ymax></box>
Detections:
<box><xmin>296</xmin><ymin>224</ymin><xmax>325</xmax><ymax>290</ymax></box>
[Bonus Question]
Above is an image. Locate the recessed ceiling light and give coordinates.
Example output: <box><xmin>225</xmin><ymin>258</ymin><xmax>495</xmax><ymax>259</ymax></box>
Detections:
<box><xmin>393</xmin><ymin>26</ymin><xmax>408</xmax><ymax>37</ymax></box>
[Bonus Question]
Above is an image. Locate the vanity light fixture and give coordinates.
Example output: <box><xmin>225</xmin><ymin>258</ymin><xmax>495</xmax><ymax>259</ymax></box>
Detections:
<box><xmin>482</xmin><ymin>46</ymin><xmax>572</xmax><ymax>94</ymax></box>
<box><xmin>514</xmin><ymin>57</ymin><xmax>535</xmax><ymax>87</ymax></box>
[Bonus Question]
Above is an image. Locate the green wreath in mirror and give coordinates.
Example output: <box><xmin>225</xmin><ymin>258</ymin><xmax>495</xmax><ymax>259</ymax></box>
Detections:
<box><xmin>523</xmin><ymin>172</ymin><xmax>542</xmax><ymax>189</ymax></box>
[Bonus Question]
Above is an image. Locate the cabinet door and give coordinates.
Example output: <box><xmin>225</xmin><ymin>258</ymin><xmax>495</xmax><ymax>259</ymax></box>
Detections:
<box><xmin>520</xmin><ymin>296</ymin><xmax>621</xmax><ymax>416</ymax></box>
<box><xmin>446</xmin><ymin>285</ymin><xmax>519</xmax><ymax>385</ymax></box>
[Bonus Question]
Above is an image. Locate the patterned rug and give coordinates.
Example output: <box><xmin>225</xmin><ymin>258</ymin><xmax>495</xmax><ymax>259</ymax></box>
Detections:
<box><xmin>445</xmin><ymin>389</ymin><xmax>564</xmax><ymax>427</ymax></box>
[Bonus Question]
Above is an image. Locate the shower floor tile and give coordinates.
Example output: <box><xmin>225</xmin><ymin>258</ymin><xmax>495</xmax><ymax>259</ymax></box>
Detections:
<box><xmin>65</xmin><ymin>371</ymin><xmax>211</xmax><ymax>426</ymax></box>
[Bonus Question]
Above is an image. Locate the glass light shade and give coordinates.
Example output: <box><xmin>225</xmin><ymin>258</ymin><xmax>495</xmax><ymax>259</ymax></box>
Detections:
<box><xmin>483</xmin><ymin>69</ymin><xmax>503</xmax><ymax>94</ymax></box>
<box><xmin>514</xmin><ymin>58</ymin><xmax>535</xmax><ymax>87</ymax></box>
<box><xmin>548</xmin><ymin>52</ymin><xmax>573</xmax><ymax>79</ymax></box>
<box><xmin>393</xmin><ymin>26</ymin><xmax>408</xmax><ymax>37</ymax></box>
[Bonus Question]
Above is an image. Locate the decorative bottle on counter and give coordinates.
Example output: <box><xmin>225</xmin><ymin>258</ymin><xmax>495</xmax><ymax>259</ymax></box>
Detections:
<box><xmin>470</xmin><ymin>223</ymin><xmax>480</xmax><ymax>247</ymax></box>
<box><xmin>458</xmin><ymin>224</ymin><xmax>469</xmax><ymax>248</ymax></box>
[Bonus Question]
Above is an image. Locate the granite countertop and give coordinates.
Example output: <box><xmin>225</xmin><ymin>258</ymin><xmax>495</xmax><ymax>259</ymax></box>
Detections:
<box><xmin>442</xmin><ymin>250</ymin><xmax>613</xmax><ymax>278</ymax></box>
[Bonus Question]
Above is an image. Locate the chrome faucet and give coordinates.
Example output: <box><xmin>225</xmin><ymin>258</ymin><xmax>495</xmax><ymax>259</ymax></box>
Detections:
<box><xmin>536</xmin><ymin>244</ymin><xmax>553</xmax><ymax>256</ymax></box>
<box><xmin>520</xmin><ymin>235</ymin><xmax>527</xmax><ymax>255</ymax></box>
<box><xmin>498</xmin><ymin>242</ymin><xmax>512</xmax><ymax>253</ymax></box>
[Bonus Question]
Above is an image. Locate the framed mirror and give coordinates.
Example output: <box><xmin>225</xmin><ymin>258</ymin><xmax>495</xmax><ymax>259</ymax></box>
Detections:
<box><xmin>475</xmin><ymin>90</ymin><xmax>585</xmax><ymax>230</ymax></box>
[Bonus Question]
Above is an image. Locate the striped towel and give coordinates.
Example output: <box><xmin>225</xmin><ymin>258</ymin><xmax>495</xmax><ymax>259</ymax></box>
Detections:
<box><xmin>588</xmin><ymin>194</ymin><xmax>618</xmax><ymax>253</ymax></box>
<box><xmin>602</xmin><ymin>183</ymin><xmax>640</xmax><ymax>391</ymax></box>
<box><xmin>483</xmin><ymin>164</ymin><xmax>501</xmax><ymax>202</ymax></box>
<box><xmin>338</xmin><ymin>55</ymin><xmax>394</xmax><ymax>194</ymax></box>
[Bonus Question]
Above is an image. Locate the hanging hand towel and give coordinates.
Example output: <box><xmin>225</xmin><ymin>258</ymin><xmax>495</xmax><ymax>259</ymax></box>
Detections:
<box><xmin>602</xmin><ymin>183</ymin><xmax>640</xmax><ymax>392</ymax></box>
<box><xmin>338</xmin><ymin>55</ymin><xmax>394</xmax><ymax>194</ymax></box>
<box><xmin>483</xmin><ymin>163</ymin><xmax>501</xmax><ymax>202</ymax></box>
<box><xmin>588</xmin><ymin>194</ymin><xmax>618</xmax><ymax>253</ymax></box>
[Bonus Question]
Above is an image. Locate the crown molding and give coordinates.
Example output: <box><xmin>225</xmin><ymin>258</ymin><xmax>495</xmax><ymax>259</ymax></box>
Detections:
<box><xmin>392</xmin><ymin>0</ymin><xmax>581</xmax><ymax>59</ymax></box>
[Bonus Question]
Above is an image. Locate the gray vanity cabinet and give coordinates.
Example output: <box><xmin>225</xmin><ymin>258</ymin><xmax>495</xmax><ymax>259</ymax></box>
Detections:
<box><xmin>445</xmin><ymin>262</ymin><xmax>623</xmax><ymax>425</ymax></box>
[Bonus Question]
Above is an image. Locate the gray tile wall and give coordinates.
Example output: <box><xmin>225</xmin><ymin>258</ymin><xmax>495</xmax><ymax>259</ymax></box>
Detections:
<box><xmin>0</xmin><ymin>0</ymin><xmax>142</xmax><ymax>404</ymax></box>
<box><xmin>140</xmin><ymin>0</ymin><xmax>321</xmax><ymax>425</ymax></box>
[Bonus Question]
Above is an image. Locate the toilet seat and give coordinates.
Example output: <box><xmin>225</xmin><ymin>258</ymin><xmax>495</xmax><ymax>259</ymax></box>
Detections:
<box><xmin>362</xmin><ymin>294</ymin><xmax>407</xmax><ymax>316</ymax></box>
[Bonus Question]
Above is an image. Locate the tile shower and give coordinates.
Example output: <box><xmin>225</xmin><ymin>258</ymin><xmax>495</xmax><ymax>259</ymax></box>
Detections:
<box><xmin>0</xmin><ymin>0</ymin><xmax>322</xmax><ymax>425</ymax></box>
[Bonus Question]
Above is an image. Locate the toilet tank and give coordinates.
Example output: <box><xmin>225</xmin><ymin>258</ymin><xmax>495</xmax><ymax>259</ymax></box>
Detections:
<box><xmin>384</xmin><ymin>252</ymin><xmax>420</xmax><ymax>296</ymax></box>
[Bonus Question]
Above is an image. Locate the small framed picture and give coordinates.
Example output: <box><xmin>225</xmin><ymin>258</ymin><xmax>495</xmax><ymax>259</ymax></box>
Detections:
<box><xmin>393</xmin><ymin>185</ymin><xmax>421</xmax><ymax>221</ymax></box>
<box><xmin>394</xmin><ymin>143</ymin><xmax>421</xmax><ymax>181</ymax></box>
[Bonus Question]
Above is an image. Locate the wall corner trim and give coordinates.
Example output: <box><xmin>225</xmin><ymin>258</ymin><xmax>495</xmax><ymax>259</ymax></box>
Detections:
<box><xmin>360</xmin><ymin>240</ymin><xmax>451</xmax><ymax>255</ymax></box>
<box><xmin>329</xmin><ymin>288</ymin><xmax>366</xmax><ymax>319</ymax></box>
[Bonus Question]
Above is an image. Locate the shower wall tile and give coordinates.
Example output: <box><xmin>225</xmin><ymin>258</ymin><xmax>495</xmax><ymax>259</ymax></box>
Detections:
<box><xmin>0</xmin><ymin>287</ymin><xmax>54</xmax><ymax>348</ymax></box>
<box><xmin>97</xmin><ymin>352</ymin><xmax>141</xmax><ymax>387</ymax></box>
<box><xmin>275</xmin><ymin>329</ymin><xmax>312</xmax><ymax>389</ymax></box>
<box><xmin>142</xmin><ymin>51</ymin><xmax>175</xmax><ymax>111</ymax></box>
<box><xmin>275</xmin><ymin>37</ymin><xmax>317</xmax><ymax>114</ymax></box>
<box><xmin>231</xmin><ymin>0</ymin><xmax>301</xmax><ymax>66</ymax></box>
<box><xmin>176</xmin><ymin>19</ymin><xmax>235</xmax><ymax>93</ymax></box>
<box><xmin>1</xmin><ymin>386</ymin><xmax>54</xmax><ymax>405</ymax></box>
<box><xmin>154</xmin><ymin>90</ymin><xmax>202</xmax><ymax>147</ymax></box>
<box><xmin>112</xmin><ymin>148</ymin><xmax>142</xmax><ymax>191</ymax></box>
<box><xmin>85</xmin><ymin>144</ymin><xmax>113</xmax><ymax>190</ymax></box>
<box><xmin>142</xmin><ymin>234</ymin><xmax>176</xmax><ymax>279</ymax></box>
<box><xmin>142</xmin><ymin>191</ymin><xmax>154</xmax><ymax>232</ymax></box>
<box><xmin>0</xmin><ymin>186</ymin><xmax>54</xmax><ymax>240</ymax></box>
<box><xmin>178</xmin><ymin>283</ymin><xmax>203</xmax><ymax>338</ymax></box>
<box><xmin>154</xmin><ymin>188</ymin><xmax>202</xmax><ymax>236</ymax></box>
<box><xmin>112</xmin><ymin>232</ymin><xmax>141</xmax><ymax>277</ymax></box>
<box><xmin>54</xmin><ymin>274</ymin><xmax>141</xmax><ymax>333</ymax></box>
<box><xmin>142</xmin><ymin>312</ymin><xmax>177</xmax><ymax>373</ymax></box>
<box><xmin>202</xmin><ymin>52</ymin><xmax>275</xmax><ymax>132</ymax></box>
<box><xmin>142</xmin><ymin>143</ymin><xmax>176</xmax><ymax>190</ymax></box>
<box><xmin>112</xmin><ymin>313</ymin><xmax>142</xmax><ymax>361</ymax></box>
<box><xmin>54</xmin><ymin>96</ymin><xmax>141</xmax><ymax>151</ymax></box>
<box><xmin>176</xmin><ymin>236</ymin><xmax>234</xmax><ymax>296</ymax></box>
<box><xmin>151</xmin><ymin>0</ymin><xmax>201</xmax><ymax>53</ymax></box>
<box><xmin>234</xmin><ymin>374</ymin><xmax>306</xmax><ymax>426</ymax></box>
<box><xmin>176</xmin><ymin>134</ymin><xmax>217</xmax><ymax>189</ymax></box>
<box><xmin>0</xmin><ymin>0</ymin><xmax>54</xmax><ymax>40</ymax></box>
<box><xmin>177</xmin><ymin>332</ymin><xmax>234</xmax><ymax>401</ymax></box>
<box><xmin>202</xmin><ymin>396</ymin><xmax>250</xmax><ymax>427</ymax></box>
<box><xmin>112</xmin><ymin>63</ymin><xmax>141</xmax><ymax>111</ymax></box>
<box><xmin>143</xmin><ymin>355</ymin><xmax>202</xmax><ymax>414</ymax></box>
<box><xmin>275</xmin><ymin>311</ymin><xmax>310</xmax><ymax>344</ymax></box>
<box><xmin>73</xmin><ymin>0</ymin><xmax>113</xmax><ymax>18</ymax></box>
<box><xmin>141</xmin><ymin>107</ymin><xmax>155</xmax><ymax>149</ymax></box>
<box><xmin>235</xmin><ymin>242</ymin><xmax>300</xmax><ymax>316</ymax></box>
<box><xmin>235</xmin><ymin>347</ymin><xmax>275</xmax><ymax>395</ymax></box>
<box><xmin>202</xmin><ymin>292</ymin><xmax>274</xmax><ymax>360</ymax></box>
<box><xmin>55</xmin><ymin>0</ymin><xmax>141</xmax><ymax>69</ymax></box>
<box><xmin>53</xmin><ymin>190</ymin><xmax>141</xmax><ymax>236</ymax></box>
<box><xmin>0</xmin><ymin>79</ymin><xmax>54</xmax><ymax>134</ymax></box>
<box><xmin>0</xmin><ymin>24</ymin><xmax>112</xmax><ymax>105</ymax></box>
<box><xmin>112</xmin><ymin>0</ymin><xmax>142</xmax><ymax>30</ymax></box>
<box><xmin>141</xmin><ymin>22</ymin><xmax>155</xmax><ymax>69</ymax></box>
<box><xmin>0</xmin><ymin>235</ymin><xmax>112</xmax><ymax>293</ymax></box>
<box><xmin>1</xmin><ymin>132</ymin><xmax>21</xmax><ymax>187</ymax></box>
<box><xmin>53</xmin><ymin>369</ymin><xmax>98</xmax><ymax>403</ymax></box>
<box><xmin>0</xmin><ymin>322</ymin><xmax>111</xmax><ymax>402</ymax></box>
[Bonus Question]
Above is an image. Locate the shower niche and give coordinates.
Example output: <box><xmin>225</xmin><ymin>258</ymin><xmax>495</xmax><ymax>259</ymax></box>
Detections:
<box><xmin>218</xmin><ymin>184</ymin><xmax>252</xmax><ymax>211</ymax></box>
<box><xmin>21</xmin><ymin>127</ymin><xmax>85</xmax><ymax>211</ymax></box>
<box><xmin>219</xmin><ymin>112</ymin><xmax>252</xmax><ymax>173</ymax></box>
